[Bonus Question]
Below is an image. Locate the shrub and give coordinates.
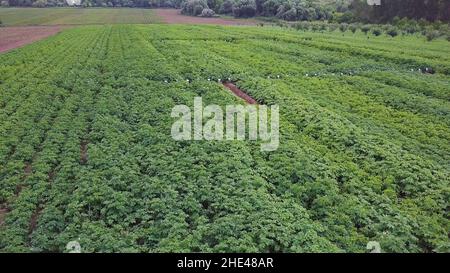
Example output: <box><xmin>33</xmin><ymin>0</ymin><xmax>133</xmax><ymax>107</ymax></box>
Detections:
<box><xmin>387</xmin><ymin>27</ymin><xmax>398</xmax><ymax>37</ymax></box>
<box><xmin>425</xmin><ymin>30</ymin><xmax>441</xmax><ymax>41</ymax></box>
<box><xmin>328</xmin><ymin>23</ymin><xmax>338</xmax><ymax>32</ymax></box>
<box><xmin>382</xmin><ymin>24</ymin><xmax>392</xmax><ymax>32</ymax></box>
<box><xmin>311</xmin><ymin>24</ymin><xmax>320</xmax><ymax>32</ymax></box>
<box><xmin>432</xmin><ymin>20</ymin><xmax>443</xmax><ymax>30</ymax></box>
<box><xmin>296</xmin><ymin>21</ymin><xmax>310</xmax><ymax>31</ymax></box>
<box><xmin>392</xmin><ymin>16</ymin><xmax>401</xmax><ymax>25</ymax></box>
<box><xmin>418</xmin><ymin>18</ymin><xmax>427</xmax><ymax>27</ymax></box>
<box><xmin>361</xmin><ymin>24</ymin><xmax>371</xmax><ymax>35</ymax></box>
<box><xmin>349</xmin><ymin>24</ymin><xmax>357</xmax><ymax>34</ymax></box>
<box><xmin>437</xmin><ymin>24</ymin><xmax>449</xmax><ymax>34</ymax></box>
<box><xmin>200</xmin><ymin>8</ymin><xmax>215</xmax><ymax>17</ymax></box>
<box><xmin>339</xmin><ymin>23</ymin><xmax>348</xmax><ymax>32</ymax></box>
<box><xmin>275</xmin><ymin>21</ymin><xmax>287</xmax><ymax>28</ymax></box>
<box><xmin>372</xmin><ymin>28</ymin><xmax>382</xmax><ymax>36</ymax></box>
<box><xmin>404</xmin><ymin>24</ymin><xmax>419</xmax><ymax>35</ymax></box>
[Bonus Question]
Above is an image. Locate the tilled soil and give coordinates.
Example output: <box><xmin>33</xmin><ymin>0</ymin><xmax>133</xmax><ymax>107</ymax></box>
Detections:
<box><xmin>156</xmin><ymin>9</ymin><xmax>257</xmax><ymax>25</ymax></box>
<box><xmin>0</xmin><ymin>26</ymin><xmax>63</xmax><ymax>53</ymax></box>
<box><xmin>0</xmin><ymin>207</ymin><xmax>9</xmax><ymax>226</ymax></box>
<box><xmin>223</xmin><ymin>82</ymin><xmax>258</xmax><ymax>104</ymax></box>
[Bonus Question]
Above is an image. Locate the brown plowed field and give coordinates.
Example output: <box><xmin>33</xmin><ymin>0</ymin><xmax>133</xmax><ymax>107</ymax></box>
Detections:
<box><xmin>0</xmin><ymin>26</ymin><xmax>62</xmax><ymax>53</ymax></box>
<box><xmin>156</xmin><ymin>9</ymin><xmax>257</xmax><ymax>25</ymax></box>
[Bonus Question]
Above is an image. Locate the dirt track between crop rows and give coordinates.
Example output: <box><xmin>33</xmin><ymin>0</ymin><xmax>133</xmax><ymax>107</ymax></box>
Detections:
<box><xmin>223</xmin><ymin>82</ymin><xmax>258</xmax><ymax>104</ymax></box>
<box><xmin>156</xmin><ymin>9</ymin><xmax>257</xmax><ymax>25</ymax></box>
<box><xmin>0</xmin><ymin>26</ymin><xmax>63</xmax><ymax>53</ymax></box>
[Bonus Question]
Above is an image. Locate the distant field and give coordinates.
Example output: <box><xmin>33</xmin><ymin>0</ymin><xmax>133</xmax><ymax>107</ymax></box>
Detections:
<box><xmin>0</xmin><ymin>7</ymin><xmax>159</xmax><ymax>26</ymax></box>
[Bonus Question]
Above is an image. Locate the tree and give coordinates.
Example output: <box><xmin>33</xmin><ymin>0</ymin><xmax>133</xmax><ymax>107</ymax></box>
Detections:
<box><xmin>350</xmin><ymin>0</ymin><xmax>450</xmax><ymax>23</ymax></box>
<box><xmin>280</xmin><ymin>8</ymin><xmax>297</xmax><ymax>21</ymax></box>
<box><xmin>201</xmin><ymin>8</ymin><xmax>215</xmax><ymax>17</ymax></box>
<box><xmin>181</xmin><ymin>0</ymin><xmax>209</xmax><ymax>16</ymax></box>
<box><xmin>206</xmin><ymin>0</ymin><xmax>222</xmax><ymax>12</ymax></box>
<box><xmin>32</xmin><ymin>0</ymin><xmax>46</xmax><ymax>7</ymax></box>
<box><xmin>219</xmin><ymin>0</ymin><xmax>233</xmax><ymax>14</ymax></box>
<box><xmin>232</xmin><ymin>0</ymin><xmax>256</xmax><ymax>18</ymax></box>
<box><xmin>261</xmin><ymin>0</ymin><xmax>279</xmax><ymax>17</ymax></box>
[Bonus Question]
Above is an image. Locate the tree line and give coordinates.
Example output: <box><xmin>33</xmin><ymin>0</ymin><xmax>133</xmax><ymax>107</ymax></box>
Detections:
<box><xmin>350</xmin><ymin>0</ymin><xmax>450</xmax><ymax>22</ymax></box>
<box><xmin>1</xmin><ymin>0</ymin><xmax>449</xmax><ymax>23</ymax></box>
<box><xmin>181</xmin><ymin>0</ymin><xmax>334</xmax><ymax>20</ymax></box>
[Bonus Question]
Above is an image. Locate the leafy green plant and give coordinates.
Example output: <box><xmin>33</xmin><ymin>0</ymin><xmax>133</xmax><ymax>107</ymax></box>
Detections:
<box><xmin>328</xmin><ymin>23</ymin><xmax>339</xmax><ymax>32</ymax></box>
<box><xmin>0</xmin><ymin>24</ymin><xmax>449</xmax><ymax>254</ymax></box>
<box><xmin>200</xmin><ymin>8</ymin><xmax>215</xmax><ymax>17</ymax></box>
<box><xmin>339</xmin><ymin>23</ymin><xmax>349</xmax><ymax>32</ymax></box>
<box><xmin>426</xmin><ymin>30</ymin><xmax>441</xmax><ymax>41</ymax></box>
<box><xmin>361</xmin><ymin>24</ymin><xmax>371</xmax><ymax>35</ymax></box>
<box><xmin>387</xmin><ymin>27</ymin><xmax>399</xmax><ymax>37</ymax></box>
<box><xmin>372</xmin><ymin>28</ymin><xmax>382</xmax><ymax>36</ymax></box>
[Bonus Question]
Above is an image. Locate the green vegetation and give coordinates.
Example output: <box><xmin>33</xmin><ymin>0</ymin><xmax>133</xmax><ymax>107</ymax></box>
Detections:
<box><xmin>351</xmin><ymin>0</ymin><xmax>450</xmax><ymax>23</ymax></box>
<box><xmin>426</xmin><ymin>30</ymin><xmax>441</xmax><ymax>42</ymax></box>
<box><xmin>180</xmin><ymin>0</ymin><xmax>334</xmax><ymax>20</ymax></box>
<box><xmin>0</xmin><ymin>24</ymin><xmax>449</xmax><ymax>253</ymax></box>
<box><xmin>1</xmin><ymin>0</ymin><xmax>338</xmax><ymax>21</ymax></box>
<box><xmin>2</xmin><ymin>0</ymin><xmax>450</xmax><ymax>26</ymax></box>
<box><xmin>290</xmin><ymin>20</ymin><xmax>449</xmax><ymax>42</ymax></box>
<box><xmin>0</xmin><ymin>7</ymin><xmax>159</xmax><ymax>25</ymax></box>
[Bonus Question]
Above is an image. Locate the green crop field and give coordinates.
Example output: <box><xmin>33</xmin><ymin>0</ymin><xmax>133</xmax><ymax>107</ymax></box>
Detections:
<box><xmin>0</xmin><ymin>24</ymin><xmax>449</xmax><ymax>253</ymax></box>
<box><xmin>0</xmin><ymin>7</ymin><xmax>159</xmax><ymax>25</ymax></box>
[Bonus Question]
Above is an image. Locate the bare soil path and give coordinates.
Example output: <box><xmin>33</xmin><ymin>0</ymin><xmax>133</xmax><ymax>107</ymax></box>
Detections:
<box><xmin>156</xmin><ymin>9</ymin><xmax>257</xmax><ymax>26</ymax></box>
<box><xmin>223</xmin><ymin>82</ymin><xmax>258</xmax><ymax>104</ymax></box>
<box><xmin>0</xmin><ymin>26</ymin><xmax>63</xmax><ymax>53</ymax></box>
<box><xmin>0</xmin><ymin>207</ymin><xmax>9</xmax><ymax>226</ymax></box>
<box><xmin>80</xmin><ymin>140</ymin><xmax>88</xmax><ymax>165</ymax></box>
